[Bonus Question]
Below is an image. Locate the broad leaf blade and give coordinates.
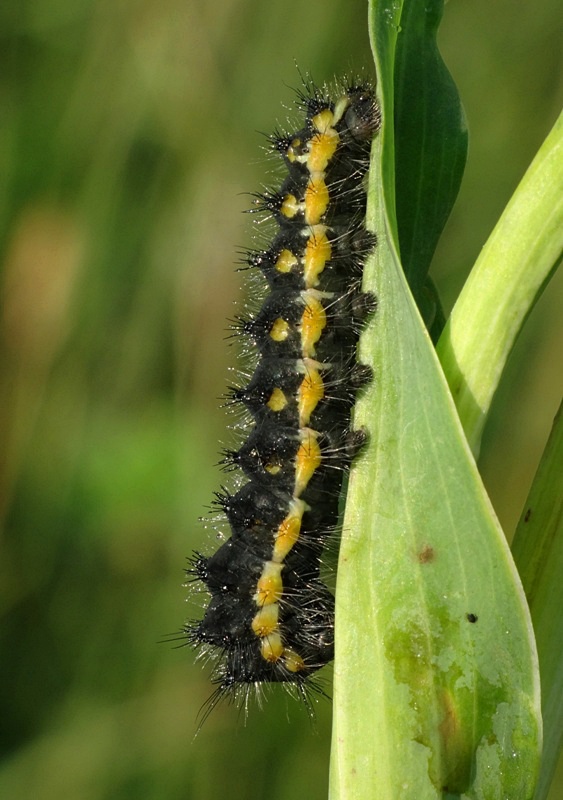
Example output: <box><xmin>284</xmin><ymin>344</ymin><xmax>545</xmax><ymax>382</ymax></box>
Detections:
<box><xmin>329</xmin><ymin>2</ymin><xmax>542</xmax><ymax>798</ymax></box>
<box><xmin>330</xmin><ymin>127</ymin><xmax>542</xmax><ymax>800</ymax></box>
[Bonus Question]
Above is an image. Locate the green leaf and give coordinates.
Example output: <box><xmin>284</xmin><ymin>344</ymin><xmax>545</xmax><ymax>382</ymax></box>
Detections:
<box><xmin>512</xmin><ymin>403</ymin><xmax>563</xmax><ymax>800</ymax></box>
<box><xmin>436</xmin><ymin>110</ymin><xmax>563</xmax><ymax>454</ymax></box>
<box><xmin>365</xmin><ymin>0</ymin><xmax>467</xmax><ymax>312</ymax></box>
<box><xmin>393</xmin><ymin>0</ymin><xmax>468</xmax><ymax>301</ymax></box>
<box><xmin>329</xmin><ymin>2</ymin><xmax>542</xmax><ymax>798</ymax></box>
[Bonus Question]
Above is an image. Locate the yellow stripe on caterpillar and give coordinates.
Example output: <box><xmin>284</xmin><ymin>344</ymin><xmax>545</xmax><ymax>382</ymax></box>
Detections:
<box><xmin>252</xmin><ymin>604</ymin><xmax>280</xmax><ymax>637</ymax></box>
<box><xmin>254</xmin><ymin>562</ymin><xmax>284</xmax><ymax>606</ymax></box>
<box><xmin>294</xmin><ymin>428</ymin><xmax>322</xmax><ymax>496</ymax></box>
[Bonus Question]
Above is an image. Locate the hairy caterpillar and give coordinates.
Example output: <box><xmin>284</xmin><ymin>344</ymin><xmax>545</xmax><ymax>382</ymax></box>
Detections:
<box><xmin>185</xmin><ymin>78</ymin><xmax>380</xmax><ymax>718</ymax></box>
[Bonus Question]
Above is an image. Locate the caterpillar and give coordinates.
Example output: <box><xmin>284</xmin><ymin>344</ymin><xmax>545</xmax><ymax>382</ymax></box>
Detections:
<box><xmin>185</xmin><ymin>78</ymin><xmax>381</xmax><ymax>718</ymax></box>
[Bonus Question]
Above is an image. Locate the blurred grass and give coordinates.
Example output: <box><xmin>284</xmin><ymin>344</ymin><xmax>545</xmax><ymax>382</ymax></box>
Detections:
<box><xmin>0</xmin><ymin>1</ymin><xmax>561</xmax><ymax>798</ymax></box>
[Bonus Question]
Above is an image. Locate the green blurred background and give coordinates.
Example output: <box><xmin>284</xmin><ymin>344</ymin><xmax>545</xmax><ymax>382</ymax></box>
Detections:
<box><xmin>0</xmin><ymin>1</ymin><xmax>561</xmax><ymax>798</ymax></box>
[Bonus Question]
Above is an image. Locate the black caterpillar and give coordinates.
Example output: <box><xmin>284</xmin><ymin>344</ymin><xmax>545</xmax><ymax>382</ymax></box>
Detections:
<box><xmin>185</xmin><ymin>79</ymin><xmax>381</xmax><ymax>716</ymax></box>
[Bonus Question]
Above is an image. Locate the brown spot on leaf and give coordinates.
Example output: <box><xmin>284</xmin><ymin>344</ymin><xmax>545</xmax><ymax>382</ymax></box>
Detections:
<box><xmin>417</xmin><ymin>544</ymin><xmax>435</xmax><ymax>564</ymax></box>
